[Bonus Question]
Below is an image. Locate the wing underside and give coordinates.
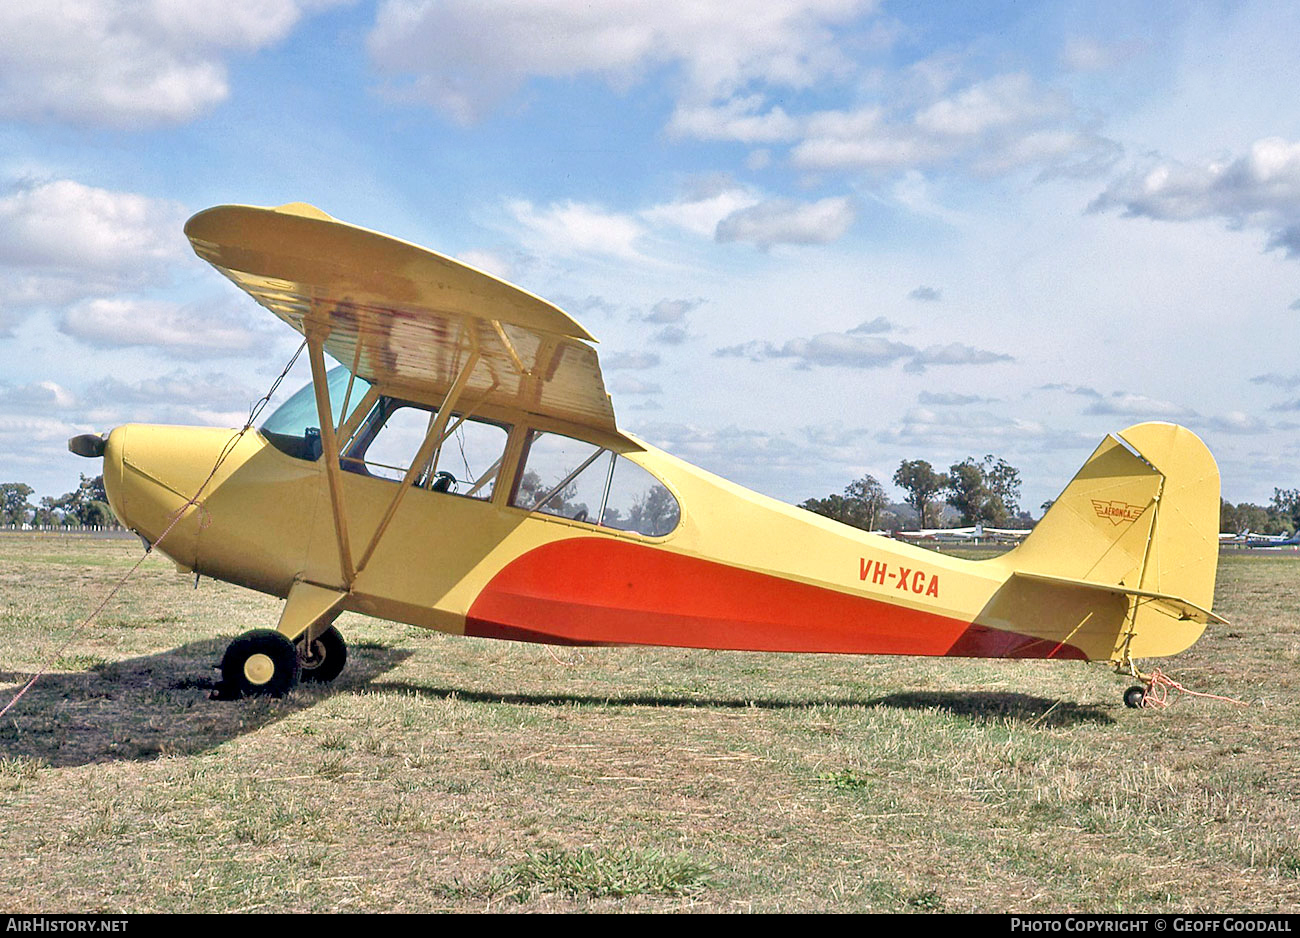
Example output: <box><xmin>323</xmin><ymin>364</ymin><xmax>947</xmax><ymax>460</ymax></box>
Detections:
<box><xmin>185</xmin><ymin>203</ymin><xmax>617</xmax><ymax>433</ymax></box>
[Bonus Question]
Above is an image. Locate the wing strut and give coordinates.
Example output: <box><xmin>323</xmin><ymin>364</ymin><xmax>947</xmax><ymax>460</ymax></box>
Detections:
<box><xmin>306</xmin><ymin>321</ymin><xmax>356</xmax><ymax>588</ymax></box>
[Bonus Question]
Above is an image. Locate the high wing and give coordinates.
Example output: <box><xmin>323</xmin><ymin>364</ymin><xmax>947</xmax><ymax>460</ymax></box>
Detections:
<box><xmin>184</xmin><ymin>202</ymin><xmax>619</xmax><ymax>435</ymax></box>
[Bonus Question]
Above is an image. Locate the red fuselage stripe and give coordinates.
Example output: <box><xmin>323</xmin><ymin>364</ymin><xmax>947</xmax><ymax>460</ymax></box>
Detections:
<box><xmin>465</xmin><ymin>538</ymin><xmax>1084</xmax><ymax>660</ymax></box>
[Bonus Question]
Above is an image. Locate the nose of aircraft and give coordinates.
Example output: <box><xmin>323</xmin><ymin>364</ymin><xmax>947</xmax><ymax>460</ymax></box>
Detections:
<box><xmin>70</xmin><ymin>424</ymin><xmax>251</xmax><ymax>566</ymax></box>
<box><xmin>69</xmin><ymin>426</ymin><xmax>137</xmax><ymax>539</ymax></box>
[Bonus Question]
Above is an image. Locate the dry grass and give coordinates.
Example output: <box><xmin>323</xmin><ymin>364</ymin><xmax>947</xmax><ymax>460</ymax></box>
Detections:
<box><xmin>1</xmin><ymin>532</ymin><xmax>1297</xmax><ymax>912</ymax></box>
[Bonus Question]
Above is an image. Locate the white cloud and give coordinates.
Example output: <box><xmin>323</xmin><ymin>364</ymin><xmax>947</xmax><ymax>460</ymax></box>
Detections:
<box><xmin>627</xmin><ymin>418</ymin><xmax>906</xmax><ymax>504</ymax></box>
<box><xmin>715</xmin><ymin>327</ymin><xmax>1010</xmax><ymax>373</ymax></box>
<box><xmin>666</xmin><ymin>96</ymin><xmax>801</xmax><ymax>144</ymax></box>
<box><xmin>775</xmin><ymin>333</ymin><xmax>913</xmax><ymax>368</ymax></box>
<box><xmin>0</xmin><ymin>1</ymin><xmax>344</xmax><ymax>128</ymax></box>
<box><xmin>0</xmin><ymin>373</ymin><xmax>262</xmax><ymax>472</ymax></box>
<box><xmin>1060</xmin><ymin>37</ymin><xmax>1144</xmax><ymax>73</ymax></box>
<box><xmin>603</xmin><ymin>351</ymin><xmax>661</xmax><ymax>370</ymax></box>
<box><xmin>847</xmin><ymin>316</ymin><xmax>892</xmax><ymax>334</ymax></box>
<box><xmin>59</xmin><ymin>298</ymin><xmax>268</xmax><ymax>355</ymax></box>
<box><xmin>0</xmin><ymin>180</ymin><xmax>186</xmax><ymax>303</ymax></box>
<box><xmin>1090</xmin><ymin>137</ymin><xmax>1300</xmax><ymax>257</ymax></box>
<box><xmin>914</xmin><ymin>74</ymin><xmax>1067</xmax><ymax>138</ymax></box>
<box><xmin>651</xmin><ymin>325</ymin><xmax>690</xmax><ymax>345</ymax></box>
<box><xmin>0</xmin><ymin>180</ymin><xmax>192</xmax><ymax>333</ymax></box>
<box><xmin>875</xmin><ymin>407</ymin><xmax>1091</xmax><ymax>453</ymax></box>
<box><xmin>82</xmin><ymin>371</ymin><xmax>262</xmax><ymax>411</ymax></box>
<box><xmin>1082</xmin><ymin>392</ymin><xmax>1195</xmax><ymax>419</ymax></box>
<box><xmin>918</xmin><ymin>391</ymin><xmax>984</xmax><ymax>406</ymax></box>
<box><xmin>456</xmin><ymin>248</ymin><xmax>516</xmax><ymax>281</ymax></box>
<box><xmin>506</xmin><ymin>199</ymin><xmax>646</xmax><ymax>261</ymax></box>
<box><xmin>715</xmin><ymin>195</ymin><xmax>858</xmax><ymax>248</ymax></box>
<box><xmin>906</xmin><ymin>343</ymin><xmax>1014</xmax><ymax>373</ymax></box>
<box><xmin>607</xmin><ymin>375</ymin><xmax>661</xmax><ymax>395</ymax></box>
<box><xmin>0</xmin><ymin>381</ymin><xmax>77</xmax><ymax>410</ymax></box>
<box><xmin>633</xmin><ymin>420</ymin><xmax>807</xmax><ymax>478</ymax></box>
<box><xmin>977</xmin><ymin>129</ymin><xmax>1122</xmax><ymax>179</ymax></box>
<box><xmin>1202</xmin><ymin>412</ymin><xmax>1269</xmax><ymax>435</ymax></box>
<box><xmin>552</xmin><ymin>294</ymin><xmax>619</xmax><ymax>319</ymax></box>
<box><xmin>1252</xmin><ymin>372</ymin><xmax>1300</xmax><ymax>390</ymax></box>
<box><xmin>368</xmin><ymin>0</ymin><xmax>877</xmax><ymax>123</ymax></box>
<box><xmin>643</xmin><ymin>298</ymin><xmax>702</xmax><ymax>324</ymax></box>
<box><xmin>0</xmin><ymin>413</ymin><xmax>86</xmax><ymax>449</ymax></box>
<box><xmin>787</xmin><ymin>73</ymin><xmax>1118</xmax><ymax>177</ymax></box>
<box><xmin>640</xmin><ymin>184</ymin><xmax>762</xmax><ymax>238</ymax></box>
<box><xmin>791</xmin><ymin>120</ymin><xmax>939</xmax><ymax>172</ymax></box>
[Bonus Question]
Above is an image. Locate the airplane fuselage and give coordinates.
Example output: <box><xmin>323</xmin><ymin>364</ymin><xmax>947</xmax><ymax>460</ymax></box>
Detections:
<box><xmin>101</xmin><ymin>417</ymin><xmax>1146</xmax><ymax>664</ymax></box>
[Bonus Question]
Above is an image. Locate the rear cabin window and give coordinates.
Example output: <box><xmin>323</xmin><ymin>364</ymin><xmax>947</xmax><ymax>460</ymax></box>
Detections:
<box><xmin>512</xmin><ymin>430</ymin><xmax>680</xmax><ymax>537</ymax></box>
<box><xmin>342</xmin><ymin>397</ymin><xmax>509</xmax><ymax>500</ymax></box>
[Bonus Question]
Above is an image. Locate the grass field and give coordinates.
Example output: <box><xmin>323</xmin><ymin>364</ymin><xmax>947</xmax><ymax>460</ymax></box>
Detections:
<box><xmin>1</xmin><ymin>533</ymin><xmax>1297</xmax><ymax>913</ymax></box>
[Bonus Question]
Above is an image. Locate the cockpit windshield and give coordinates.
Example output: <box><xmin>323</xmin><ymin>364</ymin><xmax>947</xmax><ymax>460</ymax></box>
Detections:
<box><xmin>261</xmin><ymin>366</ymin><xmax>372</xmax><ymax>460</ymax></box>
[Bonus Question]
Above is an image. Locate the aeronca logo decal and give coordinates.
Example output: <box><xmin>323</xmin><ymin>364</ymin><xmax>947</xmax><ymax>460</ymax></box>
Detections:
<box><xmin>859</xmin><ymin>558</ymin><xmax>940</xmax><ymax>598</ymax></box>
<box><xmin>1090</xmin><ymin>500</ymin><xmax>1147</xmax><ymax>526</ymax></box>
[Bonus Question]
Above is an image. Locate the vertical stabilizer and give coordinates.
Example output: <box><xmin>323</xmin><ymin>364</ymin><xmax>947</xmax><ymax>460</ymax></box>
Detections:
<box><xmin>1004</xmin><ymin>422</ymin><xmax>1220</xmax><ymax>659</ymax></box>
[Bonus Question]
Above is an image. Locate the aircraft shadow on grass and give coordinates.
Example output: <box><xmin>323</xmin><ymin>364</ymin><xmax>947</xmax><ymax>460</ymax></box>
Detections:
<box><xmin>366</xmin><ymin>681</ymin><xmax>1115</xmax><ymax>728</ymax></box>
<box><xmin>0</xmin><ymin>643</ymin><xmax>1111</xmax><ymax>770</ymax></box>
<box><xmin>0</xmin><ymin>639</ymin><xmax>413</xmax><ymax>768</ymax></box>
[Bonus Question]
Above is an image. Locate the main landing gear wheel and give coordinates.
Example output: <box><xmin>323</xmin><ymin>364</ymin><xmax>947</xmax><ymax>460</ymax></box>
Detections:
<box><xmin>1123</xmin><ymin>685</ymin><xmax>1147</xmax><ymax>709</ymax></box>
<box><xmin>220</xmin><ymin>629</ymin><xmax>301</xmax><ymax>698</ymax></box>
<box><xmin>296</xmin><ymin>625</ymin><xmax>347</xmax><ymax>684</ymax></box>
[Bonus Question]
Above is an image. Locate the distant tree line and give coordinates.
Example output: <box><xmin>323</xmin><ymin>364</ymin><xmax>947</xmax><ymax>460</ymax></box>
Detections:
<box><xmin>1221</xmin><ymin>490</ymin><xmax>1300</xmax><ymax>536</ymax></box>
<box><xmin>4</xmin><ymin>471</ymin><xmax>1296</xmax><ymax>536</ymax></box>
<box><xmin>801</xmin><ymin>455</ymin><xmax>1031</xmax><ymax>531</ymax></box>
<box><xmin>805</xmin><ymin>457</ymin><xmax>1300</xmax><ymax>536</ymax></box>
<box><xmin>0</xmin><ymin>475</ymin><xmax>118</xmax><ymax>528</ymax></box>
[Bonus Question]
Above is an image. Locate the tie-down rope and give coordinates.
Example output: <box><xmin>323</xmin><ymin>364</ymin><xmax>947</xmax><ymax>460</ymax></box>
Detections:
<box><xmin>0</xmin><ymin>341</ymin><xmax>307</xmax><ymax>719</ymax></box>
<box><xmin>1136</xmin><ymin>665</ymin><xmax>1249</xmax><ymax>709</ymax></box>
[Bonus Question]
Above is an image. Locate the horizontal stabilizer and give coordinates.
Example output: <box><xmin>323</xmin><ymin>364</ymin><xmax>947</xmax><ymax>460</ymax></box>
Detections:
<box><xmin>1012</xmin><ymin>571</ymin><xmax>1227</xmax><ymax>626</ymax></box>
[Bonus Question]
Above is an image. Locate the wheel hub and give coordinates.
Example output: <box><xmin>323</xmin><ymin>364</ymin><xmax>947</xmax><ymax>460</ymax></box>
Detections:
<box><xmin>243</xmin><ymin>653</ymin><xmax>275</xmax><ymax>685</ymax></box>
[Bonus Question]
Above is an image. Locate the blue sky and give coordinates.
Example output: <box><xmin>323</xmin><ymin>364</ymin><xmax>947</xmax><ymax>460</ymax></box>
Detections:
<box><xmin>1</xmin><ymin>0</ymin><xmax>1298</xmax><ymax>516</ymax></box>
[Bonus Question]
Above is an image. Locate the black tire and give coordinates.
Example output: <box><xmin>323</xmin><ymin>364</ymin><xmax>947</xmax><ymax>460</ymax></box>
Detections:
<box><xmin>297</xmin><ymin>625</ymin><xmax>347</xmax><ymax>684</ymax></box>
<box><xmin>1123</xmin><ymin>685</ymin><xmax>1147</xmax><ymax>709</ymax></box>
<box><xmin>220</xmin><ymin>629</ymin><xmax>301</xmax><ymax>698</ymax></box>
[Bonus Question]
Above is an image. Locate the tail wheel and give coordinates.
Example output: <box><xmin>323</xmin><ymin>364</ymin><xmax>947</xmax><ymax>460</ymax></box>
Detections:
<box><xmin>1123</xmin><ymin>685</ymin><xmax>1147</xmax><ymax>709</ymax></box>
<box><xmin>221</xmin><ymin>629</ymin><xmax>301</xmax><ymax>698</ymax></box>
<box><xmin>297</xmin><ymin>625</ymin><xmax>347</xmax><ymax>684</ymax></box>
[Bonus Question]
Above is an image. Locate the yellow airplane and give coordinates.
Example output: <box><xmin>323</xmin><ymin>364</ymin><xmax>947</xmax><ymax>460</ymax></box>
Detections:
<box><xmin>69</xmin><ymin>202</ymin><xmax>1225</xmax><ymax>707</ymax></box>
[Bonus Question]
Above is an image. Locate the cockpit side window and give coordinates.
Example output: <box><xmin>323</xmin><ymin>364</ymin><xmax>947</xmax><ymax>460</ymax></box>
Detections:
<box><xmin>341</xmin><ymin>396</ymin><xmax>509</xmax><ymax>500</ymax></box>
<box><xmin>511</xmin><ymin>430</ymin><xmax>680</xmax><ymax>536</ymax></box>
<box><xmin>348</xmin><ymin>400</ymin><xmax>428</xmax><ymax>481</ymax></box>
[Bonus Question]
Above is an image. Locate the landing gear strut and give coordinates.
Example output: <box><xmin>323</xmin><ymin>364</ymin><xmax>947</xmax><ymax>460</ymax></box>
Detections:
<box><xmin>296</xmin><ymin>625</ymin><xmax>347</xmax><ymax>684</ymax></box>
